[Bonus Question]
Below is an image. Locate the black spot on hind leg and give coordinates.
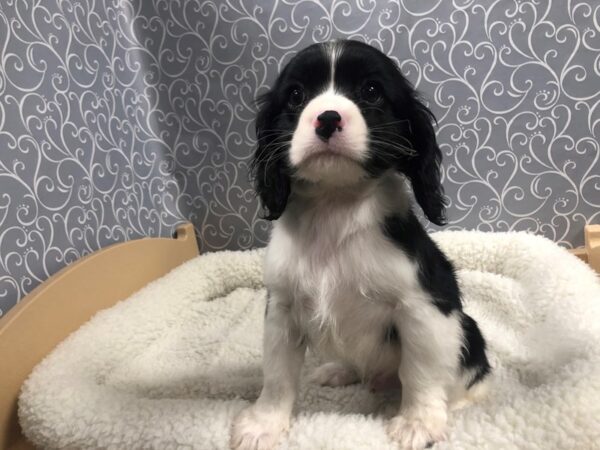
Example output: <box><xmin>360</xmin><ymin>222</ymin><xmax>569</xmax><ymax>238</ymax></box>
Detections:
<box><xmin>460</xmin><ymin>313</ymin><xmax>491</xmax><ymax>388</ymax></box>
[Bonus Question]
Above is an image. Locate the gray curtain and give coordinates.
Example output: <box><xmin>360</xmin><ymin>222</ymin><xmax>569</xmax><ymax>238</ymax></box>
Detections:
<box><xmin>1</xmin><ymin>0</ymin><xmax>599</xmax><ymax>316</ymax></box>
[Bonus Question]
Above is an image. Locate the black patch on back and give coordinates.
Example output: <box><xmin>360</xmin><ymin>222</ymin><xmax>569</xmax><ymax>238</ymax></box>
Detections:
<box><xmin>382</xmin><ymin>212</ymin><xmax>491</xmax><ymax>385</ymax></box>
<box><xmin>382</xmin><ymin>211</ymin><xmax>461</xmax><ymax>315</ymax></box>
<box><xmin>460</xmin><ymin>313</ymin><xmax>492</xmax><ymax>387</ymax></box>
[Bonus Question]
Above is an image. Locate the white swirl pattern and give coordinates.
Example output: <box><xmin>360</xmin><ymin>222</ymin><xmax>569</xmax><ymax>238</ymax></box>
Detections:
<box><xmin>0</xmin><ymin>0</ymin><xmax>599</xmax><ymax>316</ymax></box>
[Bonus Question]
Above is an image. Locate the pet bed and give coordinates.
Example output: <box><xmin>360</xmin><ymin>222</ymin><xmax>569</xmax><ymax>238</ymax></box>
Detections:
<box><xmin>12</xmin><ymin>230</ymin><xmax>600</xmax><ymax>449</ymax></box>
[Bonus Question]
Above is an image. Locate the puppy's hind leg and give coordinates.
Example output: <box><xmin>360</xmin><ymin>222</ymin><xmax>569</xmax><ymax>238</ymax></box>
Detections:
<box><xmin>450</xmin><ymin>313</ymin><xmax>492</xmax><ymax>411</ymax></box>
<box><xmin>386</xmin><ymin>299</ymin><xmax>463</xmax><ymax>450</ymax></box>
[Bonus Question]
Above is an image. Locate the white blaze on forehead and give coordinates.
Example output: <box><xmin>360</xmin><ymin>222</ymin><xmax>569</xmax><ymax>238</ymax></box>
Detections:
<box><xmin>328</xmin><ymin>40</ymin><xmax>343</xmax><ymax>91</ymax></box>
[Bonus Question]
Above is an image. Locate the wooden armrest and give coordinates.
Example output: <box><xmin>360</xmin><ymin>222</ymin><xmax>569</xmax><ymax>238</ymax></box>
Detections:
<box><xmin>0</xmin><ymin>223</ymin><xmax>199</xmax><ymax>450</ymax></box>
<box><xmin>570</xmin><ymin>225</ymin><xmax>600</xmax><ymax>274</ymax></box>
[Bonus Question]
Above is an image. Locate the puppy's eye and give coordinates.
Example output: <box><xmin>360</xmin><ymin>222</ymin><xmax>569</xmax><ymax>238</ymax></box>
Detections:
<box><xmin>288</xmin><ymin>87</ymin><xmax>305</xmax><ymax>108</ymax></box>
<box><xmin>361</xmin><ymin>82</ymin><xmax>382</xmax><ymax>104</ymax></box>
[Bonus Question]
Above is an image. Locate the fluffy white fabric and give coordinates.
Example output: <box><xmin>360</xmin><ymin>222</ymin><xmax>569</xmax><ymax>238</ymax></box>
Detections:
<box><xmin>19</xmin><ymin>231</ymin><xmax>600</xmax><ymax>450</ymax></box>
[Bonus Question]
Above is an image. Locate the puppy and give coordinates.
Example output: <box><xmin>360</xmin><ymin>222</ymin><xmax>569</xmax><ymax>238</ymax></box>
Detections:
<box><xmin>231</xmin><ymin>40</ymin><xmax>491</xmax><ymax>450</ymax></box>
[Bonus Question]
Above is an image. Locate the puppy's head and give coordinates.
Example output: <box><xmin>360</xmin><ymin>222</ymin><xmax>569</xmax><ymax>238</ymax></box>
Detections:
<box><xmin>252</xmin><ymin>40</ymin><xmax>446</xmax><ymax>225</ymax></box>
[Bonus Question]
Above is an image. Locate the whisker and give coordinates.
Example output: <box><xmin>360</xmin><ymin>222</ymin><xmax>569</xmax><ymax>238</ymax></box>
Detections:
<box><xmin>369</xmin><ymin>130</ymin><xmax>414</xmax><ymax>147</ymax></box>
<box><xmin>368</xmin><ymin>139</ymin><xmax>417</xmax><ymax>156</ymax></box>
<box><xmin>254</xmin><ymin>132</ymin><xmax>294</xmax><ymax>144</ymax></box>
<box><xmin>260</xmin><ymin>144</ymin><xmax>292</xmax><ymax>186</ymax></box>
<box><xmin>251</xmin><ymin>141</ymin><xmax>292</xmax><ymax>172</ymax></box>
<box><xmin>369</xmin><ymin>135</ymin><xmax>413</xmax><ymax>148</ymax></box>
<box><xmin>368</xmin><ymin>119</ymin><xmax>411</xmax><ymax>130</ymax></box>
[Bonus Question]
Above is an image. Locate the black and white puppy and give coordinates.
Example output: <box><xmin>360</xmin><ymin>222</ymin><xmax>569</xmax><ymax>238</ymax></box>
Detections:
<box><xmin>231</xmin><ymin>40</ymin><xmax>491</xmax><ymax>450</ymax></box>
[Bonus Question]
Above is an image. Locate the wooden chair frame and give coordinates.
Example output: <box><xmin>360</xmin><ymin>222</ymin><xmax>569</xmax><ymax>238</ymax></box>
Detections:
<box><xmin>0</xmin><ymin>223</ymin><xmax>199</xmax><ymax>449</ymax></box>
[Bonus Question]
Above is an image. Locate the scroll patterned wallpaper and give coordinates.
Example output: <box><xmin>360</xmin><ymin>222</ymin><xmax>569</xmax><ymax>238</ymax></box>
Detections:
<box><xmin>1</xmin><ymin>0</ymin><xmax>599</xmax><ymax>315</ymax></box>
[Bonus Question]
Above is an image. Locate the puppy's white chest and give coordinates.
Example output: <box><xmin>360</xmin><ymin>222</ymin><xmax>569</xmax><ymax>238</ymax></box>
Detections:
<box><xmin>268</xmin><ymin>225</ymin><xmax>405</xmax><ymax>375</ymax></box>
<box><xmin>303</xmin><ymin>257</ymin><xmax>401</xmax><ymax>375</ymax></box>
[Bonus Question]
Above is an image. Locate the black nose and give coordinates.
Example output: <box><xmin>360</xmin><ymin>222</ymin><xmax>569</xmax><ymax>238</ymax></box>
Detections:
<box><xmin>315</xmin><ymin>110</ymin><xmax>342</xmax><ymax>141</ymax></box>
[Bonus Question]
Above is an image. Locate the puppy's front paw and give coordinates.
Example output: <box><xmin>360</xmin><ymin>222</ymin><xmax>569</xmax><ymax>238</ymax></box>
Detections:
<box><xmin>308</xmin><ymin>362</ymin><xmax>359</xmax><ymax>387</ymax></box>
<box><xmin>387</xmin><ymin>415</ymin><xmax>447</xmax><ymax>450</ymax></box>
<box><xmin>230</xmin><ymin>406</ymin><xmax>289</xmax><ymax>450</ymax></box>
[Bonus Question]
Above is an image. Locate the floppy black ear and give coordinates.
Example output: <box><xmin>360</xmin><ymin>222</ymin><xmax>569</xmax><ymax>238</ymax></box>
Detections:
<box><xmin>404</xmin><ymin>97</ymin><xmax>447</xmax><ymax>226</ymax></box>
<box><xmin>251</xmin><ymin>92</ymin><xmax>291</xmax><ymax>221</ymax></box>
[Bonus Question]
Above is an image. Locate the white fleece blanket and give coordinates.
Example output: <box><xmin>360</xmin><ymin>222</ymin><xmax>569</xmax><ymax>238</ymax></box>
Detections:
<box><xmin>18</xmin><ymin>231</ymin><xmax>600</xmax><ymax>450</ymax></box>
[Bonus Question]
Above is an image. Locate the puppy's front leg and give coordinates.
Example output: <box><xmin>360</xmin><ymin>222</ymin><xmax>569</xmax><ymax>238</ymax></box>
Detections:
<box><xmin>387</xmin><ymin>298</ymin><xmax>462</xmax><ymax>450</ymax></box>
<box><xmin>231</xmin><ymin>294</ymin><xmax>305</xmax><ymax>450</ymax></box>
